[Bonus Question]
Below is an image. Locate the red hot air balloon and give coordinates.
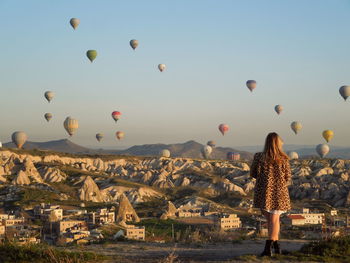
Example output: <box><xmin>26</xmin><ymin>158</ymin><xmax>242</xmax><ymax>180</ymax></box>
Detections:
<box><xmin>218</xmin><ymin>124</ymin><xmax>229</xmax><ymax>136</ymax></box>
<box><xmin>111</xmin><ymin>111</ymin><xmax>121</xmax><ymax>122</ymax></box>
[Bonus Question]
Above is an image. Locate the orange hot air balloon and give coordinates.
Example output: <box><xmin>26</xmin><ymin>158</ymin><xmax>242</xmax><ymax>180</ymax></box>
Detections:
<box><xmin>116</xmin><ymin>131</ymin><xmax>124</xmax><ymax>140</ymax></box>
<box><xmin>112</xmin><ymin>111</ymin><xmax>121</xmax><ymax>122</ymax></box>
<box><xmin>218</xmin><ymin>124</ymin><xmax>229</xmax><ymax>136</ymax></box>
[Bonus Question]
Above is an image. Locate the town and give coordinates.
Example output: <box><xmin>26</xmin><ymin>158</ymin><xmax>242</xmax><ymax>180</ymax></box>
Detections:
<box><xmin>1</xmin><ymin>197</ymin><xmax>349</xmax><ymax>245</ymax></box>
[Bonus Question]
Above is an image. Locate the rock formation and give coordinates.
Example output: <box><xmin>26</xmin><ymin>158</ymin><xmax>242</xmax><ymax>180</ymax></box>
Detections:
<box><xmin>39</xmin><ymin>167</ymin><xmax>67</xmax><ymax>183</ymax></box>
<box><xmin>12</xmin><ymin>170</ymin><xmax>30</xmax><ymax>185</ymax></box>
<box><xmin>116</xmin><ymin>193</ymin><xmax>140</xmax><ymax>223</ymax></box>
<box><xmin>160</xmin><ymin>201</ymin><xmax>177</xmax><ymax>219</ymax></box>
<box><xmin>78</xmin><ymin>176</ymin><xmax>105</xmax><ymax>202</ymax></box>
<box><xmin>1</xmin><ymin>149</ymin><xmax>350</xmax><ymax>208</ymax></box>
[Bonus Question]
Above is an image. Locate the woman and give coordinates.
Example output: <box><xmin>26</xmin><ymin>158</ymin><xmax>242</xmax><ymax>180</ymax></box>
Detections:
<box><xmin>250</xmin><ymin>132</ymin><xmax>292</xmax><ymax>257</ymax></box>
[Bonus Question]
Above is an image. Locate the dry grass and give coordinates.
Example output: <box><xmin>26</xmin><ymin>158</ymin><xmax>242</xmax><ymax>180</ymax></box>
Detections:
<box><xmin>158</xmin><ymin>247</ymin><xmax>181</xmax><ymax>263</ymax></box>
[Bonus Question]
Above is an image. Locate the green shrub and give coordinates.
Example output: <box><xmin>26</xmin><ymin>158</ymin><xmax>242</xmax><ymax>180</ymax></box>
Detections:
<box><xmin>0</xmin><ymin>242</ymin><xmax>106</xmax><ymax>263</ymax></box>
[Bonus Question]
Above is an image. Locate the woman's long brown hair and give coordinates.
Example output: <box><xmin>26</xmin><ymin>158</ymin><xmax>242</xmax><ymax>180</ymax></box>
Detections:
<box><xmin>263</xmin><ymin>132</ymin><xmax>289</xmax><ymax>162</ymax></box>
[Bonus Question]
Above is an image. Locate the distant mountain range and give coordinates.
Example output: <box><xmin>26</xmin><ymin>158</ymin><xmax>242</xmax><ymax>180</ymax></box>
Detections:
<box><xmin>4</xmin><ymin>139</ymin><xmax>350</xmax><ymax>159</ymax></box>
<box><xmin>3</xmin><ymin>139</ymin><xmax>91</xmax><ymax>154</ymax></box>
<box><xmin>3</xmin><ymin>139</ymin><xmax>253</xmax><ymax>160</ymax></box>
<box><xmin>237</xmin><ymin>144</ymin><xmax>350</xmax><ymax>159</ymax></box>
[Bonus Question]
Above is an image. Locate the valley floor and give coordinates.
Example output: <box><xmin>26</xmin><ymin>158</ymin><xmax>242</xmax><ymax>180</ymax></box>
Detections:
<box><xmin>70</xmin><ymin>239</ymin><xmax>310</xmax><ymax>263</ymax></box>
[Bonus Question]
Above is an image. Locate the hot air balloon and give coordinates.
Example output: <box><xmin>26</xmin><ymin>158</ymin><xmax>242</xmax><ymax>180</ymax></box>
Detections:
<box><xmin>12</xmin><ymin>131</ymin><xmax>27</xmax><ymax>149</ymax></box>
<box><xmin>44</xmin><ymin>91</ymin><xmax>54</xmax><ymax>103</ymax></box>
<box><xmin>201</xmin><ymin>145</ymin><xmax>212</xmax><ymax>159</ymax></box>
<box><xmin>288</xmin><ymin>151</ymin><xmax>299</xmax><ymax>160</ymax></box>
<box><xmin>316</xmin><ymin>144</ymin><xmax>329</xmax><ymax>158</ymax></box>
<box><xmin>246</xmin><ymin>80</ymin><xmax>257</xmax><ymax>92</ymax></box>
<box><xmin>63</xmin><ymin>117</ymin><xmax>78</xmax><ymax>136</ymax></box>
<box><xmin>86</xmin><ymin>50</ymin><xmax>97</xmax><ymax>63</ymax></box>
<box><xmin>130</xmin><ymin>39</ymin><xmax>138</xmax><ymax>50</ymax></box>
<box><xmin>218</xmin><ymin>124</ymin><xmax>229</xmax><ymax>136</ymax></box>
<box><xmin>227</xmin><ymin>152</ymin><xmax>240</xmax><ymax>160</ymax></box>
<box><xmin>160</xmin><ymin>149</ymin><xmax>171</xmax><ymax>158</ymax></box>
<box><xmin>291</xmin><ymin>121</ymin><xmax>302</xmax><ymax>134</ymax></box>
<box><xmin>116</xmin><ymin>131</ymin><xmax>124</xmax><ymax>140</ymax></box>
<box><xmin>207</xmin><ymin>140</ymin><xmax>216</xmax><ymax>148</ymax></box>
<box><xmin>274</xmin><ymin>105</ymin><xmax>283</xmax><ymax>115</ymax></box>
<box><xmin>158</xmin><ymin>64</ymin><xmax>166</xmax><ymax>72</ymax></box>
<box><xmin>111</xmin><ymin>111</ymin><xmax>121</xmax><ymax>122</ymax></box>
<box><xmin>96</xmin><ymin>133</ymin><xmax>103</xmax><ymax>142</ymax></box>
<box><xmin>70</xmin><ymin>18</ymin><xmax>80</xmax><ymax>30</ymax></box>
<box><xmin>322</xmin><ymin>130</ymin><xmax>334</xmax><ymax>143</ymax></box>
<box><xmin>339</xmin><ymin>86</ymin><xmax>350</xmax><ymax>101</ymax></box>
<box><xmin>44</xmin><ymin>113</ymin><xmax>53</xmax><ymax>122</ymax></box>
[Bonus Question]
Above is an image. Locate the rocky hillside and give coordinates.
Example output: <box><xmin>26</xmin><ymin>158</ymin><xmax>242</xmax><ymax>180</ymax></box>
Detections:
<box><xmin>0</xmin><ymin>148</ymin><xmax>349</xmax><ymax>215</ymax></box>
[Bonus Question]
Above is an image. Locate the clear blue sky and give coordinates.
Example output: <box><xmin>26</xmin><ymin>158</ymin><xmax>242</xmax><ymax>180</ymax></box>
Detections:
<box><xmin>0</xmin><ymin>0</ymin><xmax>349</xmax><ymax>149</ymax></box>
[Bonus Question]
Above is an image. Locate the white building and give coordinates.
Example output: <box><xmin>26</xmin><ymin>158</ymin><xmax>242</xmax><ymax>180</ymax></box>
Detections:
<box><xmin>286</xmin><ymin>208</ymin><xmax>324</xmax><ymax>225</ymax></box>
<box><xmin>114</xmin><ymin>225</ymin><xmax>145</xmax><ymax>241</ymax></box>
<box><xmin>217</xmin><ymin>213</ymin><xmax>241</xmax><ymax>230</ymax></box>
<box><xmin>34</xmin><ymin>203</ymin><xmax>63</xmax><ymax>222</ymax></box>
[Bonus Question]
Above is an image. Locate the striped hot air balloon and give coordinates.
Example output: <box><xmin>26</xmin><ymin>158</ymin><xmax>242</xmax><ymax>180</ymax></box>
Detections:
<box><xmin>12</xmin><ymin>131</ymin><xmax>27</xmax><ymax>149</ymax></box>
<box><xmin>227</xmin><ymin>152</ymin><xmax>240</xmax><ymax>161</ymax></box>
<box><xmin>96</xmin><ymin>133</ymin><xmax>104</xmax><ymax>142</ymax></box>
<box><xmin>64</xmin><ymin>117</ymin><xmax>79</xmax><ymax>136</ymax></box>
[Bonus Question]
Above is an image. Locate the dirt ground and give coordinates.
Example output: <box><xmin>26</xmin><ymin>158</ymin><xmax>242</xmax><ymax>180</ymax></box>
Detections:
<box><xmin>74</xmin><ymin>239</ymin><xmax>310</xmax><ymax>263</ymax></box>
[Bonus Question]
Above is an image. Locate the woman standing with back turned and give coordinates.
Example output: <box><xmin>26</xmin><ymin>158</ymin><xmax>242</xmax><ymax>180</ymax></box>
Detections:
<box><xmin>250</xmin><ymin>132</ymin><xmax>292</xmax><ymax>257</ymax></box>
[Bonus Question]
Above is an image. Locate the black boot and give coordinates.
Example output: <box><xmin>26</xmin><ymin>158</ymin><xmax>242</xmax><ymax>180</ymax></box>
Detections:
<box><xmin>260</xmin><ymin>239</ymin><xmax>274</xmax><ymax>257</ymax></box>
<box><xmin>273</xmin><ymin>240</ymin><xmax>282</xmax><ymax>254</ymax></box>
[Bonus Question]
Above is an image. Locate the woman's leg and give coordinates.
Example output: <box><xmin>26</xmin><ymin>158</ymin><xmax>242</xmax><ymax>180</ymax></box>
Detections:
<box><xmin>269</xmin><ymin>213</ymin><xmax>280</xmax><ymax>241</ymax></box>
<box><xmin>261</xmin><ymin>210</ymin><xmax>271</xmax><ymax>237</ymax></box>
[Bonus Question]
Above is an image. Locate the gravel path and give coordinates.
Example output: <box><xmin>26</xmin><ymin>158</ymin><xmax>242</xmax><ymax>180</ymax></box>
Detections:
<box><xmin>77</xmin><ymin>239</ymin><xmax>310</xmax><ymax>263</ymax></box>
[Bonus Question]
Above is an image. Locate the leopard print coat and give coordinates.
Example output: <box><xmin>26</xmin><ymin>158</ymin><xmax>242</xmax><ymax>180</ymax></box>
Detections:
<box><xmin>250</xmin><ymin>152</ymin><xmax>292</xmax><ymax>211</ymax></box>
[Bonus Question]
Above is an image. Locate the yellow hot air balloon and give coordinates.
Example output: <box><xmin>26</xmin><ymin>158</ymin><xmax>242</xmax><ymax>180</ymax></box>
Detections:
<box><xmin>322</xmin><ymin>130</ymin><xmax>334</xmax><ymax>143</ymax></box>
<box><xmin>86</xmin><ymin>50</ymin><xmax>97</xmax><ymax>63</ymax></box>
<box><xmin>64</xmin><ymin>117</ymin><xmax>79</xmax><ymax>136</ymax></box>
<box><xmin>291</xmin><ymin>121</ymin><xmax>302</xmax><ymax>134</ymax></box>
<box><xmin>116</xmin><ymin>131</ymin><xmax>124</xmax><ymax>140</ymax></box>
